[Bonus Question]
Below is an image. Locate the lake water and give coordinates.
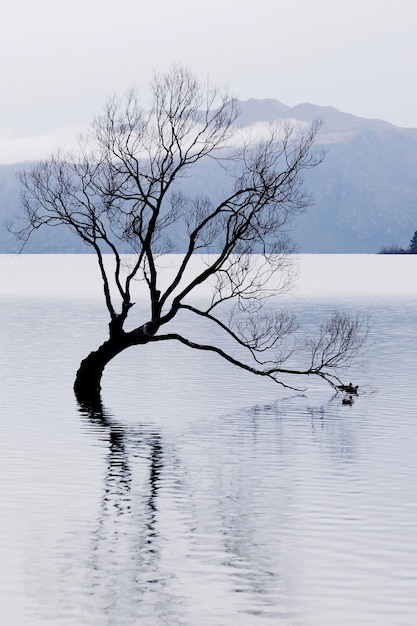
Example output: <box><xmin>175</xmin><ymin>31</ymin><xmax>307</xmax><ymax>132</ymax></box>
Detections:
<box><xmin>1</xmin><ymin>254</ymin><xmax>417</xmax><ymax>625</ymax></box>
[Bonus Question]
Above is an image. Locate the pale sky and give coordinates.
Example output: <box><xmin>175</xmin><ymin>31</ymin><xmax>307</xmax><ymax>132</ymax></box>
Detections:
<box><xmin>1</xmin><ymin>0</ymin><xmax>416</xmax><ymax>163</ymax></box>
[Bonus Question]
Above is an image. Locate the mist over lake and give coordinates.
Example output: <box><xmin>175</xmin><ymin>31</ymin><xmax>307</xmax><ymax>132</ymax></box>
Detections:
<box><xmin>1</xmin><ymin>254</ymin><xmax>417</xmax><ymax>625</ymax></box>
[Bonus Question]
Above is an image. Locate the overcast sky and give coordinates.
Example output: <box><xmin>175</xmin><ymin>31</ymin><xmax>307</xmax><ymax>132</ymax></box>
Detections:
<box><xmin>1</xmin><ymin>0</ymin><xmax>416</xmax><ymax>163</ymax></box>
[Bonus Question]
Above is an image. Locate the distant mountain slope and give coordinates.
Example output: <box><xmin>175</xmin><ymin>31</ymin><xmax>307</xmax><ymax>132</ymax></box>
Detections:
<box><xmin>237</xmin><ymin>99</ymin><xmax>417</xmax><ymax>252</ymax></box>
<box><xmin>1</xmin><ymin>99</ymin><xmax>417</xmax><ymax>253</ymax></box>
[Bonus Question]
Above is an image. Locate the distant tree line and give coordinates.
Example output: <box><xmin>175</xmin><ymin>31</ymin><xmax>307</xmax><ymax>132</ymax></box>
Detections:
<box><xmin>379</xmin><ymin>230</ymin><xmax>417</xmax><ymax>254</ymax></box>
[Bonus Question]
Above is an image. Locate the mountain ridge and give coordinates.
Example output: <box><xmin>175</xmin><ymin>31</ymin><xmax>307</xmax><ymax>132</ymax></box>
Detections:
<box><xmin>1</xmin><ymin>98</ymin><xmax>417</xmax><ymax>253</ymax></box>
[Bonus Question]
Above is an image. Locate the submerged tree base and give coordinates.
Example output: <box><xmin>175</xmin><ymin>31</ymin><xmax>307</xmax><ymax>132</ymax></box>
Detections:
<box><xmin>74</xmin><ymin>354</ymin><xmax>106</xmax><ymax>408</ymax></box>
<box><xmin>74</xmin><ymin>334</ymin><xmax>133</xmax><ymax>406</ymax></box>
<box><xmin>73</xmin><ymin>326</ymin><xmax>155</xmax><ymax>406</ymax></box>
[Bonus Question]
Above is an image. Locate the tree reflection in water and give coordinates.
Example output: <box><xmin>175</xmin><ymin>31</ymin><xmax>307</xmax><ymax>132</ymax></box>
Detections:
<box><xmin>72</xmin><ymin>392</ymin><xmax>359</xmax><ymax>624</ymax></box>
<box><xmin>77</xmin><ymin>398</ymin><xmax>175</xmax><ymax>624</ymax></box>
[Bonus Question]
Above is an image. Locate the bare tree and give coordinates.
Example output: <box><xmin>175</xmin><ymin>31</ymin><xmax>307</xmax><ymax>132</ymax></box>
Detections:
<box><xmin>15</xmin><ymin>66</ymin><xmax>367</xmax><ymax>406</ymax></box>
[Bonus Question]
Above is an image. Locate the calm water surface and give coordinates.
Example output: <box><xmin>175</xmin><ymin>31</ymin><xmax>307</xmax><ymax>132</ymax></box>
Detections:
<box><xmin>1</xmin><ymin>255</ymin><xmax>417</xmax><ymax>625</ymax></box>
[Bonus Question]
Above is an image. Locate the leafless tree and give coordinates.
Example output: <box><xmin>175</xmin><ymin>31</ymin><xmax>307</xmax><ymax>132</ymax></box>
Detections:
<box><xmin>15</xmin><ymin>65</ymin><xmax>367</xmax><ymax>405</ymax></box>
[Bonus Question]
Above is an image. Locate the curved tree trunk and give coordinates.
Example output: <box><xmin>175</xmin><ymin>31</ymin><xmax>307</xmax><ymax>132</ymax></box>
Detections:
<box><xmin>74</xmin><ymin>327</ymin><xmax>152</xmax><ymax>407</ymax></box>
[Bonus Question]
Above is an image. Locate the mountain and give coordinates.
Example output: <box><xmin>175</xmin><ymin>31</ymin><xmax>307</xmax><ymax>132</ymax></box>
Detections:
<box><xmin>236</xmin><ymin>99</ymin><xmax>417</xmax><ymax>253</ymax></box>
<box><xmin>1</xmin><ymin>100</ymin><xmax>417</xmax><ymax>253</ymax></box>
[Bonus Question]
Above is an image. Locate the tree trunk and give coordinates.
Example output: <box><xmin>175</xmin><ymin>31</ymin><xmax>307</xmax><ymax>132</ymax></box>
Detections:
<box><xmin>74</xmin><ymin>330</ymin><xmax>148</xmax><ymax>407</ymax></box>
